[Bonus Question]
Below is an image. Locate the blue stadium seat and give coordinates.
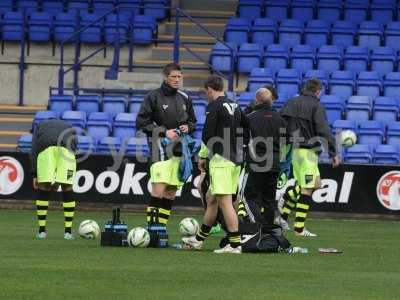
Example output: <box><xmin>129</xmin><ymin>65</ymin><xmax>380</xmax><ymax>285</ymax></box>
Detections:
<box><xmin>104</xmin><ymin>13</ymin><xmax>130</xmax><ymax>43</ymax></box>
<box><xmin>317</xmin><ymin>0</ymin><xmax>342</xmax><ymax>23</ymax></box>
<box><xmin>278</xmin><ymin>19</ymin><xmax>303</xmax><ymax>47</ymax></box>
<box><xmin>68</xmin><ymin>1</ymin><xmax>90</xmax><ymax>14</ymax></box>
<box><xmin>210</xmin><ymin>42</ymin><xmax>237</xmax><ymax>73</ymax></box>
<box><xmin>385</xmin><ymin>22</ymin><xmax>400</xmax><ymax>50</ymax></box>
<box><xmin>62</xmin><ymin>110</ymin><xmax>87</xmax><ymax>129</ymax></box>
<box><xmin>226</xmin><ymin>92</ymin><xmax>237</xmax><ymax>101</ymax></box>
<box><xmin>92</xmin><ymin>1</ymin><xmax>114</xmax><ymax>16</ymax></box>
<box><xmin>28</xmin><ymin>12</ymin><xmax>53</xmax><ymax>42</ymax></box>
<box><xmin>237</xmin><ymin>43</ymin><xmax>263</xmax><ymax>74</ymax></box>
<box><xmin>344</xmin><ymin>46</ymin><xmax>369</xmax><ymax>73</ymax></box>
<box><xmin>18</xmin><ymin>0</ymin><xmax>39</xmax><ymax>14</ymax></box>
<box><xmin>273</xmin><ymin>93</ymin><xmax>290</xmax><ymax>111</ymax></box>
<box><xmin>17</xmin><ymin>134</ymin><xmax>32</xmax><ymax>153</ymax></box>
<box><xmin>357</xmin><ymin>71</ymin><xmax>382</xmax><ymax>99</ymax></box>
<box><xmin>76</xmin><ymin>94</ymin><xmax>101</xmax><ymax>114</ymax></box>
<box><xmin>193</xmin><ymin>103</ymin><xmax>206</xmax><ymax>121</ymax></box>
<box><xmin>237</xmin><ymin>0</ymin><xmax>263</xmax><ymax>20</ymax></box>
<box><xmin>373</xmin><ymin>144</ymin><xmax>399</xmax><ymax>164</ymax></box>
<box><xmin>76</xmin><ymin>135</ymin><xmax>96</xmax><ymax>154</ymax></box>
<box><xmin>2</xmin><ymin>11</ymin><xmax>25</xmax><ymax>41</ymax></box>
<box><xmin>49</xmin><ymin>95</ymin><xmax>74</xmax><ymax>114</ymax></box>
<box><xmin>346</xmin><ymin>95</ymin><xmax>372</xmax><ymax>121</ymax></box>
<box><xmin>304</xmin><ymin>69</ymin><xmax>328</xmax><ymax>86</ymax></box>
<box><xmin>344</xmin><ymin>0</ymin><xmax>368</xmax><ymax>24</ymax></box>
<box><xmin>370</xmin><ymin>0</ymin><xmax>396</xmax><ymax>24</ymax></box>
<box><xmin>320</xmin><ymin>94</ymin><xmax>345</xmax><ymax>124</ymax></box>
<box><xmin>118</xmin><ymin>0</ymin><xmax>141</xmax><ymax>16</ymax></box>
<box><xmin>386</xmin><ymin>121</ymin><xmax>400</xmax><ymax>147</ymax></box>
<box><xmin>88</xmin><ymin>111</ymin><xmax>112</xmax><ymax>122</ymax></box>
<box><xmin>143</xmin><ymin>0</ymin><xmax>168</xmax><ymax>20</ymax></box>
<box><xmin>86</xmin><ymin>117</ymin><xmax>112</xmax><ymax>141</ymax></box>
<box><xmin>333</xmin><ymin>118</ymin><xmax>357</xmax><ymax>135</ymax></box>
<box><xmin>373</xmin><ymin>97</ymin><xmax>399</xmax><ymax>126</ymax></box>
<box><xmin>264</xmin><ymin>0</ymin><xmax>289</xmax><ymax>21</ymax></box>
<box><xmin>292</xmin><ymin>0</ymin><xmax>316</xmax><ymax>22</ymax></box>
<box><xmin>383</xmin><ymin>72</ymin><xmax>400</xmax><ymax>97</ymax></box>
<box><xmin>0</xmin><ymin>0</ymin><xmax>13</xmax><ymax>13</ymax></box>
<box><xmin>224</xmin><ymin>17</ymin><xmax>251</xmax><ymax>44</ymax></box>
<box><xmin>251</xmin><ymin>18</ymin><xmax>276</xmax><ymax>46</ymax></box>
<box><xmin>291</xmin><ymin>45</ymin><xmax>315</xmax><ymax>73</ymax></box>
<box><xmin>42</xmin><ymin>0</ymin><xmax>65</xmax><ymax>15</ymax></box>
<box><xmin>131</xmin><ymin>15</ymin><xmax>157</xmax><ymax>44</ymax></box>
<box><xmin>329</xmin><ymin>71</ymin><xmax>355</xmax><ymax>99</ymax></box>
<box><xmin>97</xmin><ymin>136</ymin><xmax>121</xmax><ymax>154</ymax></box>
<box><xmin>370</xmin><ymin>47</ymin><xmax>396</xmax><ymax>75</ymax></box>
<box><xmin>276</xmin><ymin>68</ymin><xmax>301</xmax><ymax>96</ymax></box>
<box><xmin>126</xmin><ymin>137</ymin><xmax>149</xmax><ymax>156</ymax></box>
<box><xmin>345</xmin><ymin>144</ymin><xmax>372</xmax><ymax>163</ymax></box>
<box><xmin>113</xmin><ymin>113</ymin><xmax>136</xmax><ymax>140</ymax></box>
<box><xmin>33</xmin><ymin>110</ymin><xmax>59</xmax><ymax>128</ymax></box>
<box><xmin>263</xmin><ymin>44</ymin><xmax>289</xmax><ymax>72</ymax></box>
<box><xmin>317</xmin><ymin>45</ymin><xmax>342</xmax><ymax>73</ymax></box>
<box><xmin>80</xmin><ymin>12</ymin><xmax>102</xmax><ymax>43</ymax></box>
<box><xmin>358</xmin><ymin>21</ymin><xmax>383</xmax><ymax>48</ymax></box>
<box><xmin>358</xmin><ymin>120</ymin><xmax>384</xmax><ymax>146</ymax></box>
<box><xmin>128</xmin><ymin>97</ymin><xmax>143</xmax><ymax>113</ymax></box>
<box><xmin>103</xmin><ymin>96</ymin><xmax>127</xmax><ymax>118</ymax></box>
<box><xmin>247</xmin><ymin>68</ymin><xmax>275</xmax><ymax>92</ymax></box>
<box><xmin>239</xmin><ymin>92</ymin><xmax>255</xmax><ymax>104</ymax></box>
<box><xmin>331</xmin><ymin>21</ymin><xmax>356</xmax><ymax>48</ymax></box>
<box><xmin>304</xmin><ymin>19</ymin><xmax>330</xmax><ymax>48</ymax></box>
<box><xmin>54</xmin><ymin>12</ymin><xmax>78</xmax><ymax>42</ymax></box>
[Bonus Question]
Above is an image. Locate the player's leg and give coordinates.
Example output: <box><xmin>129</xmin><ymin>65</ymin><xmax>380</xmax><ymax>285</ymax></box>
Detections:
<box><xmin>61</xmin><ymin>184</ymin><xmax>75</xmax><ymax>240</ymax></box>
<box><xmin>276</xmin><ymin>184</ymin><xmax>301</xmax><ymax>230</ymax></box>
<box><xmin>260</xmin><ymin>171</ymin><xmax>279</xmax><ymax>226</ymax></box>
<box><xmin>35</xmin><ymin>184</ymin><xmax>52</xmax><ymax>239</ymax></box>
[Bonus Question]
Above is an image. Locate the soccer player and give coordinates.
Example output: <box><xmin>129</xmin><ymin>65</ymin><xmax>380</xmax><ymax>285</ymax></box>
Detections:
<box><xmin>30</xmin><ymin>118</ymin><xmax>77</xmax><ymax>240</ymax></box>
<box><xmin>182</xmin><ymin>75</ymin><xmax>245</xmax><ymax>254</ymax></box>
<box><xmin>279</xmin><ymin>79</ymin><xmax>340</xmax><ymax>236</ymax></box>
<box><xmin>136</xmin><ymin>63</ymin><xmax>196</xmax><ymax>239</ymax></box>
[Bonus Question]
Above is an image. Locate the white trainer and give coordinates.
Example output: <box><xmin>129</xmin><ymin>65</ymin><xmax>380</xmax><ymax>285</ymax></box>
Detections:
<box><xmin>295</xmin><ymin>229</ymin><xmax>317</xmax><ymax>237</ymax></box>
<box><xmin>182</xmin><ymin>236</ymin><xmax>203</xmax><ymax>250</ymax></box>
<box><xmin>275</xmin><ymin>216</ymin><xmax>290</xmax><ymax>230</ymax></box>
<box><xmin>214</xmin><ymin>244</ymin><xmax>242</xmax><ymax>254</ymax></box>
<box><xmin>64</xmin><ymin>232</ymin><xmax>75</xmax><ymax>240</ymax></box>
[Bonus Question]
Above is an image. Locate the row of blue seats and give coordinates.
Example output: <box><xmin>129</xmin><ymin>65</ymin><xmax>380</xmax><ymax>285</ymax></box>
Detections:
<box><xmin>237</xmin><ymin>0</ymin><xmax>400</xmax><ymax>24</ymax></box>
<box><xmin>0</xmin><ymin>11</ymin><xmax>157</xmax><ymax>44</ymax></box>
<box><xmin>225</xmin><ymin>18</ymin><xmax>400</xmax><ymax>49</ymax></box>
<box><xmin>0</xmin><ymin>0</ymin><xmax>169</xmax><ymax>20</ymax></box>
<box><xmin>18</xmin><ymin>133</ymin><xmax>151</xmax><ymax>155</ymax></box>
<box><xmin>47</xmin><ymin>94</ymin><xmax>207</xmax><ymax>120</ymax></box>
<box><xmin>211</xmin><ymin>43</ymin><xmax>400</xmax><ymax>75</ymax></box>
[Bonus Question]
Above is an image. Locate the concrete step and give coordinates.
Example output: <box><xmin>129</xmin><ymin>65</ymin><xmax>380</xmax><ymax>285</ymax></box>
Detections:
<box><xmin>178</xmin><ymin>0</ymin><xmax>238</xmax><ymax>12</ymax></box>
<box><xmin>161</xmin><ymin>21</ymin><xmax>225</xmax><ymax>37</ymax></box>
<box><xmin>0</xmin><ymin>143</ymin><xmax>17</xmax><ymax>151</ymax></box>
<box><xmin>0</xmin><ymin>104</ymin><xmax>44</xmax><ymax>115</ymax></box>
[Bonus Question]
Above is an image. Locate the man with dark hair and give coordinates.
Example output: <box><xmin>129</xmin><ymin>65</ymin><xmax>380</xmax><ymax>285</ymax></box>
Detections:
<box><xmin>278</xmin><ymin>78</ymin><xmax>340</xmax><ymax>236</ymax></box>
<box><xmin>136</xmin><ymin>63</ymin><xmax>197</xmax><ymax>244</ymax></box>
<box><xmin>182</xmin><ymin>75</ymin><xmax>245</xmax><ymax>254</ymax></box>
<box><xmin>30</xmin><ymin>118</ymin><xmax>78</xmax><ymax>240</ymax></box>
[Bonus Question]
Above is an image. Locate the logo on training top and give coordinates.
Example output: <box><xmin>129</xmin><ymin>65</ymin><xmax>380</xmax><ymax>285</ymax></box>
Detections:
<box><xmin>0</xmin><ymin>156</ymin><xmax>24</xmax><ymax>195</ymax></box>
<box><xmin>376</xmin><ymin>171</ymin><xmax>400</xmax><ymax>211</ymax></box>
<box><xmin>223</xmin><ymin>103</ymin><xmax>238</xmax><ymax>116</ymax></box>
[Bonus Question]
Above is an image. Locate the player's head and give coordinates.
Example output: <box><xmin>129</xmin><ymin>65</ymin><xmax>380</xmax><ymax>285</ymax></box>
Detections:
<box><xmin>204</xmin><ymin>75</ymin><xmax>224</xmax><ymax>101</ymax></box>
<box><xmin>255</xmin><ymin>88</ymin><xmax>273</xmax><ymax>105</ymax></box>
<box><xmin>263</xmin><ymin>85</ymin><xmax>278</xmax><ymax>101</ymax></box>
<box><xmin>301</xmin><ymin>78</ymin><xmax>323</xmax><ymax>99</ymax></box>
<box><xmin>163</xmin><ymin>63</ymin><xmax>182</xmax><ymax>89</ymax></box>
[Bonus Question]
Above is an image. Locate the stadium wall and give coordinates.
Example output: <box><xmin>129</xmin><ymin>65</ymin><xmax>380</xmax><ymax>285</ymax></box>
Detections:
<box><xmin>0</xmin><ymin>152</ymin><xmax>399</xmax><ymax>216</ymax></box>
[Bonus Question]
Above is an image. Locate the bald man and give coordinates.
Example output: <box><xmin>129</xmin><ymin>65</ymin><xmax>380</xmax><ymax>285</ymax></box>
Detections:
<box><xmin>240</xmin><ymin>87</ymin><xmax>288</xmax><ymax>225</ymax></box>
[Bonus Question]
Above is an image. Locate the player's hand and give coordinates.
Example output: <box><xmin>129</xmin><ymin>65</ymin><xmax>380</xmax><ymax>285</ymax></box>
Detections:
<box><xmin>331</xmin><ymin>155</ymin><xmax>340</xmax><ymax>168</ymax></box>
<box><xmin>179</xmin><ymin>124</ymin><xmax>189</xmax><ymax>133</ymax></box>
<box><xmin>32</xmin><ymin>178</ymin><xmax>38</xmax><ymax>190</ymax></box>
<box><xmin>166</xmin><ymin>129</ymin><xmax>179</xmax><ymax>140</ymax></box>
<box><xmin>198</xmin><ymin>158</ymin><xmax>207</xmax><ymax>173</ymax></box>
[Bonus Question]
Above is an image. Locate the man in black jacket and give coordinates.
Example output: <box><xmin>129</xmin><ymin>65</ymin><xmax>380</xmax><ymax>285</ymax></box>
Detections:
<box><xmin>30</xmin><ymin>118</ymin><xmax>77</xmax><ymax>240</ymax></box>
<box><xmin>136</xmin><ymin>63</ymin><xmax>197</xmax><ymax>239</ymax></box>
<box><xmin>279</xmin><ymin>79</ymin><xmax>340</xmax><ymax>236</ymax></box>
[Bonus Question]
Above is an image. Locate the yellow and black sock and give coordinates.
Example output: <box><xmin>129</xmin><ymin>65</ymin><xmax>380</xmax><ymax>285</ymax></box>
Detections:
<box><xmin>196</xmin><ymin>224</ymin><xmax>212</xmax><ymax>241</ymax></box>
<box><xmin>228</xmin><ymin>231</ymin><xmax>241</xmax><ymax>248</ymax></box>
<box><xmin>294</xmin><ymin>194</ymin><xmax>312</xmax><ymax>233</ymax></box>
<box><xmin>62</xmin><ymin>191</ymin><xmax>76</xmax><ymax>234</ymax></box>
<box><xmin>36</xmin><ymin>190</ymin><xmax>50</xmax><ymax>233</ymax></box>
<box><xmin>281</xmin><ymin>185</ymin><xmax>301</xmax><ymax>221</ymax></box>
<box><xmin>237</xmin><ymin>200</ymin><xmax>247</xmax><ymax>218</ymax></box>
<box><xmin>146</xmin><ymin>196</ymin><xmax>173</xmax><ymax>226</ymax></box>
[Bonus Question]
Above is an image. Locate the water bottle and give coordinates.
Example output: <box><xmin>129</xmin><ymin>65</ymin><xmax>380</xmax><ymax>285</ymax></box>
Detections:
<box><xmin>290</xmin><ymin>246</ymin><xmax>308</xmax><ymax>254</ymax></box>
<box><xmin>170</xmin><ymin>243</ymin><xmax>183</xmax><ymax>250</ymax></box>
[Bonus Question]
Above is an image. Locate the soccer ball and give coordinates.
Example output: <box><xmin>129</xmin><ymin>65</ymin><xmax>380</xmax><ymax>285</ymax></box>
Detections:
<box><xmin>78</xmin><ymin>220</ymin><xmax>100</xmax><ymax>239</ymax></box>
<box><xmin>340</xmin><ymin>130</ymin><xmax>357</xmax><ymax>148</ymax></box>
<box><xmin>179</xmin><ymin>218</ymin><xmax>199</xmax><ymax>236</ymax></box>
<box><xmin>127</xmin><ymin>227</ymin><xmax>150</xmax><ymax>247</ymax></box>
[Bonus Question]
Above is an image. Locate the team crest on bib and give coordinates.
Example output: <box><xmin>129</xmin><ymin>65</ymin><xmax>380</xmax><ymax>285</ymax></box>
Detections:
<box><xmin>162</xmin><ymin>104</ymin><xmax>168</xmax><ymax>110</ymax></box>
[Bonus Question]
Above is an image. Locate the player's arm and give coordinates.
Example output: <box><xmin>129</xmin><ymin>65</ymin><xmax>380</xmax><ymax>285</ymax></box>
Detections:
<box><xmin>136</xmin><ymin>94</ymin><xmax>166</xmax><ymax>136</ymax></box>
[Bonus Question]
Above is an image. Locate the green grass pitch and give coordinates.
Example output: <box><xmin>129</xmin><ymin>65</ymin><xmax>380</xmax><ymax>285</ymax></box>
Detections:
<box><xmin>0</xmin><ymin>209</ymin><xmax>399</xmax><ymax>300</ymax></box>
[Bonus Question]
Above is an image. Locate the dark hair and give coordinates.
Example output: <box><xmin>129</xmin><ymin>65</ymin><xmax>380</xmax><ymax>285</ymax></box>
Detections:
<box><xmin>204</xmin><ymin>75</ymin><xmax>224</xmax><ymax>92</ymax></box>
<box><xmin>162</xmin><ymin>63</ymin><xmax>181</xmax><ymax>76</ymax></box>
<box><xmin>301</xmin><ymin>78</ymin><xmax>323</xmax><ymax>96</ymax></box>
<box><xmin>263</xmin><ymin>85</ymin><xmax>278</xmax><ymax>100</ymax></box>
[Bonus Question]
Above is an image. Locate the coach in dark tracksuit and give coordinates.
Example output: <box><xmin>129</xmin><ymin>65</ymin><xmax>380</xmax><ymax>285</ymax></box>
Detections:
<box><xmin>242</xmin><ymin>87</ymin><xmax>287</xmax><ymax>226</ymax></box>
<box><xmin>136</xmin><ymin>63</ymin><xmax>197</xmax><ymax>235</ymax></box>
